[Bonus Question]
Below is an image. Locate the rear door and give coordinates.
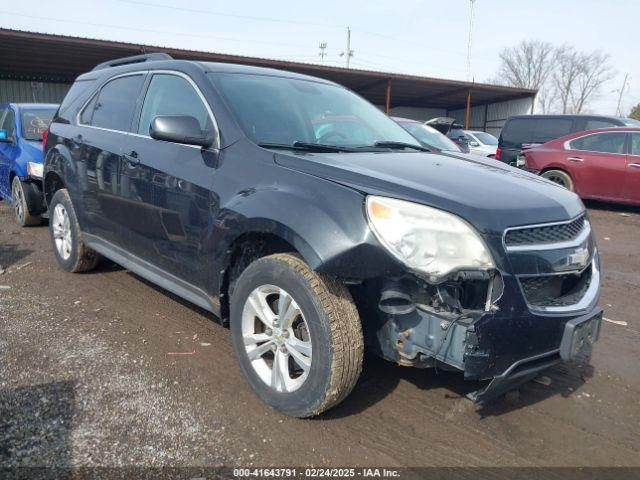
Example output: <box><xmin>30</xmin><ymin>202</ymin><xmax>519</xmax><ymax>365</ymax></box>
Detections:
<box><xmin>74</xmin><ymin>72</ymin><xmax>147</xmax><ymax>245</ymax></box>
<box><xmin>122</xmin><ymin>71</ymin><xmax>219</xmax><ymax>288</ymax></box>
<box><xmin>565</xmin><ymin>131</ymin><xmax>628</xmax><ymax>200</ymax></box>
<box><xmin>626</xmin><ymin>133</ymin><xmax>640</xmax><ymax>203</ymax></box>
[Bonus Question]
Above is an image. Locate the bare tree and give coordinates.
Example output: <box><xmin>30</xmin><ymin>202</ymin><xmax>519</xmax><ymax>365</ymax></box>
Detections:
<box><xmin>552</xmin><ymin>46</ymin><xmax>583</xmax><ymax>114</ymax></box>
<box><xmin>495</xmin><ymin>41</ymin><xmax>615</xmax><ymax>114</ymax></box>
<box><xmin>571</xmin><ymin>51</ymin><xmax>615</xmax><ymax>113</ymax></box>
<box><xmin>498</xmin><ymin>40</ymin><xmax>556</xmax><ymax>90</ymax></box>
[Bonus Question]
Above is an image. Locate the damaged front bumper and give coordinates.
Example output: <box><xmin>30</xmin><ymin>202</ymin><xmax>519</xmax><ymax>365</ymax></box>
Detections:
<box><xmin>356</xmin><ymin>254</ymin><xmax>602</xmax><ymax>404</ymax></box>
<box><xmin>470</xmin><ymin>307</ymin><xmax>602</xmax><ymax>403</ymax></box>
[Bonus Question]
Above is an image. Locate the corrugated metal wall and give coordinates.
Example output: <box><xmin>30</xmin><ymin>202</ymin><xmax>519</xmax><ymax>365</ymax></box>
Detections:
<box><xmin>449</xmin><ymin>97</ymin><xmax>533</xmax><ymax>137</ymax></box>
<box><xmin>0</xmin><ymin>79</ymin><xmax>70</xmax><ymax>104</ymax></box>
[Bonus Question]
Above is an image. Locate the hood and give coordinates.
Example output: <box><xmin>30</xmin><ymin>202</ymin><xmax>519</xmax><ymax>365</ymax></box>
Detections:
<box><xmin>275</xmin><ymin>150</ymin><xmax>584</xmax><ymax>235</ymax></box>
<box><xmin>20</xmin><ymin>138</ymin><xmax>44</xmax><ymax>163</ymax></box>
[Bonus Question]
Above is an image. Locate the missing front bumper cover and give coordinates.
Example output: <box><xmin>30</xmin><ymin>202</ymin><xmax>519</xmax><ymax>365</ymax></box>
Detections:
<box><xmin>468</xmin><ymin>307</ymin><xmax>602</xmax><ymax>404</ymax></box>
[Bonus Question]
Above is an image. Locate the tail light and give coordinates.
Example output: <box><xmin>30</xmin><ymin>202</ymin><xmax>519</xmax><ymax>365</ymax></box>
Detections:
<box><xmin>42</xmin><ymin>128</ymin><xmax>49</xmax><ymax>154</ymax></box>
<box><xmin>495</xmin><ymin>147</ymin><xmax>501</xmax><ymax>161</ymax></box>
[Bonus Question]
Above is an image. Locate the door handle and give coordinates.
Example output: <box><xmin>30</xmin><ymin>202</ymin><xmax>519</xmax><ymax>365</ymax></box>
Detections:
<box><xmin>629</xmin><ymin>163</ymin><xmax>640</xmax><ymax>169</ymax></box>
<box><xmin>567</xmin><ymin>157</ymin><xmax>584</xmax><ymax>162</ymax></box>
<box><xmin>123</xmin><ymin>151</ymin><xmax>140</xmax><ymax>166</ymax></box>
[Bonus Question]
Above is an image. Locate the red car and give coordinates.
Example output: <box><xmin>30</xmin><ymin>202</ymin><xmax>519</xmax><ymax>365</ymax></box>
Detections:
<box><xmin>523</xmin><ymin>127</ymin><xmax>640</xmax><ymax>205</ymax></box>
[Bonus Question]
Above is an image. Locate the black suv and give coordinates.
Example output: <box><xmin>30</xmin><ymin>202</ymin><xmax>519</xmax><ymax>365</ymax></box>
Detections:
<box><xmin>43</xmin><ymin>54</ymin><xmax>602</xmax><ymax>417</ymax></box>
<box><xmin>498</xmin><ymin>114</ymin><xmax>640</xmax><ymax>165</ymax></box>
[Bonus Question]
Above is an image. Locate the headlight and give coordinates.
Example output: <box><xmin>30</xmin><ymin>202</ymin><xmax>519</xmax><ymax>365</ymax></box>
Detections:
<box><xmin>366</xmin><ymin>196</ymin><xmax>494</xmax><ymax>280</ymax></box>
<box><xmin>27</xmin><ymin>162</ymin><xmax>44</xmax><ymax>179</ymax></box>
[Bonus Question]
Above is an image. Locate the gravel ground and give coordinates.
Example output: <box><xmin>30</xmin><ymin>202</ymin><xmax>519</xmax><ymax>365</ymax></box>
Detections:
<box><xmin>0</xmin><ymin>200</ymin><xmax>639</xmax><ymax>469</ymax></box>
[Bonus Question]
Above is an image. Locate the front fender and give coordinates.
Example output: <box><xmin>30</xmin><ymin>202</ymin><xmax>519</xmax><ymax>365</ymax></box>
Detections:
<box><xmin>217</xmin><ymin>176</ymin><xmax>402</xmax><ymax>281</ymax></box>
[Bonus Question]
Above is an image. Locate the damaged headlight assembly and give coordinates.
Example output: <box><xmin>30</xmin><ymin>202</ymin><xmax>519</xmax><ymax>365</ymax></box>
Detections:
<box><xmin>366</xmin><ymin>196</ymin><xmax>495</xmax><ymax>282</ymax></box>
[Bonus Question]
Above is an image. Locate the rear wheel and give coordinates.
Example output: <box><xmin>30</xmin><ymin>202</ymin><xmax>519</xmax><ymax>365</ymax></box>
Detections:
<box><xmin>541</xmin><ymin>169</ymin><xmax>574</xmax><ymax>191</ymax></box>
<box><xmin>48</xmin><ymin>188</ymin><xmax>101</xmax><ymax>273</ymax></box>
<box><xmin>230</xmin><ymin>253</ymin><xmax>363</xmax><ymax>418</ymax></box>
<box><xmin>11</xmin><ymin>176</ymin><xmax>41</xmax><ymax>227</ymax></box>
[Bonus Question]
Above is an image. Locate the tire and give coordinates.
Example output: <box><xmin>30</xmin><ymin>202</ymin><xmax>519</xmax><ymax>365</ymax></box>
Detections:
<box><xmin>48</xmin><ymin>188</ymin><xmax>101</xmax><ymax>273</ymax></box>
<box><xmin>11</xmin><ymin>176</ymin><xmax>41</xmax><ymax>227</ymax></box>
<box><xmin>230</xmin><ymin>253</ymin><xmax>363</xmax><ymax>418</ymax></box>
<box><xmin>541</xmin><ymin>169</ymin><xmax>574</xmax><ymax>191</ymax></box>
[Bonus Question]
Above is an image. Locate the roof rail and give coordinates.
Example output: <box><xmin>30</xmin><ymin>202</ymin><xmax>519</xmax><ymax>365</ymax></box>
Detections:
<box><xmin>92</xmin><ymin>52</ymin><xmax>173</xmax><ymax>71</ymax></box>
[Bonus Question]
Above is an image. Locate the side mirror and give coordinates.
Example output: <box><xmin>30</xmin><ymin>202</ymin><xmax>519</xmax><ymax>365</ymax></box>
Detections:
<box><xmin>469</xmin><ymin>141</ymin><xmax>480</xmax><ymax>147</ymax></box>
<box><xmin>150</xmin><ymin>115</ymin><xmax>214</xmax><ymax>148</ymax></box>
<box><xmin>0</xmin><ymin>129</ymin><xmax>12</xmax><ymax>143</ymax></box>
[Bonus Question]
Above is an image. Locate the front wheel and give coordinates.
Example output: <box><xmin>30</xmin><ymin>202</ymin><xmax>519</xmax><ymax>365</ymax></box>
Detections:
<box><xmin>230</xmin><ymin>253</ymin><xmax>363</xmax><ymax>418</ymax></box>
<box><xmin>541</xmin><ymin>169</ymin><xmax>574</xmax><ymax>191</ymax></box>
<box><xmin>11</xmin><ymin>176</ymin><xmax>41</xmax><ymax>227</ymax></box>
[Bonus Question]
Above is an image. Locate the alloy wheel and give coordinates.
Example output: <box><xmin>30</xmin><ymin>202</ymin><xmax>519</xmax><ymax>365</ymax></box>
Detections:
<box><xmin>241</xmin><ymin>284</ymin><xmax>312</xmax><ymax>392</ymax></box>
<box><xmin>12</xmin><ymin>180</ymin><xmax>24</xmax><ymax>224</ymax></box>
<box><xmin>52</xmin><ymin>203</ymin><xmax>72</xmax><ymax>260</ymax></box>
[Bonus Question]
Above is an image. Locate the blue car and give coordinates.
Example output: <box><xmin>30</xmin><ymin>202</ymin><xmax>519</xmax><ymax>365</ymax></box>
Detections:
<box><xmin>0</xmin><ymin>103</ymin><xmax>58</xmax><ymax>226</ymax></box>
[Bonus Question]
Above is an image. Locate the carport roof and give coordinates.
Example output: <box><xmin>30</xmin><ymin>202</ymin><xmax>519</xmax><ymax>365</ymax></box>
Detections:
<box><xmin>0</xmin><ymin>28</ymin><xmax>536</xmax><ymax>110</ymax></box>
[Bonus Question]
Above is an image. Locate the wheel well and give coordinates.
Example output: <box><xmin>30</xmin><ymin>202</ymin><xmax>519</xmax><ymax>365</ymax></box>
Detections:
<box><xmin>541</xmin><ymin>166</ymin><xmax>570</xmax><ymax>176</ymax></box>
<box><xmin>219</xmin><ymin>232</ymin><xmax>298</xmax><ymax>323</ymax></box>
<box><xmin>44</xmin><ymin>172</ymin><xmax>65</xmax><ymax>206</ymax></box>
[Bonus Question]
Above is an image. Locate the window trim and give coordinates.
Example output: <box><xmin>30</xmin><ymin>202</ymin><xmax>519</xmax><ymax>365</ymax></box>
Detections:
<box><xmin>563</xmin><ymin>131</ymin><xmax>629</xmax><ymax>156</ymax></box>
<box><xmin>76</xmin><ymin>70</ymin><xmax>219</xmax><ymax>150</ymax></box>
<box><xmin>77</xmin><ymin>71</ymin><xmax>147</xmax><ymax>133</ymax></box>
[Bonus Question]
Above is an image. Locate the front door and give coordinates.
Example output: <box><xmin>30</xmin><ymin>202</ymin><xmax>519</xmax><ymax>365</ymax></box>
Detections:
<box><xmin>121</xmin><ymin>71</ymin><xmax>219</xmax><ymax>290</ymax></box>
<box><xmin>0</xmin><ymin>107</ymin><xmax>17</xmax><ymax>199</ymax></box>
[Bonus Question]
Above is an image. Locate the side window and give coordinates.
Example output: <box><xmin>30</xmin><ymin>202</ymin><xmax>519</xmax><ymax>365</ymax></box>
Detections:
<box><xmin>585</xmin><ymin>119</ymin><xmax>616</xmax><ymax>130</ymax></box>
<box><xmin>533</xmin><ymin>119</ymin><xmax>573</xmax><ymax>143</ymax></box>
<box><xmin>81</xmin><ymin>74</ymin><xmax>145</xmax><ymax>131</ymax></box>
<box><xmin>569</xmin><ymin>132</ymin><xmax>626</xmax><ymax>154</ymax></box>
<box><xmin>80</xmin><ymin>95</ymin><xmax>97</xmax><ymax>125</ymax></box>
<box><xmin>630</xmin><ymin>133</ymin><xmax>640</xmax><ymax>155</ymax></box>
<box><xmin>137</xmin><ymin>74</ymin><xmax>211</xmax><ymax>136</ymax></box>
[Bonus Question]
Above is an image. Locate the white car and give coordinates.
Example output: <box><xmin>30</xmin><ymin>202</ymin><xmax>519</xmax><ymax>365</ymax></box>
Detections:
<box><xmin>463</xmin><ymin>130</ymin><xmax>499</xmax><ymax>157</ymax></box>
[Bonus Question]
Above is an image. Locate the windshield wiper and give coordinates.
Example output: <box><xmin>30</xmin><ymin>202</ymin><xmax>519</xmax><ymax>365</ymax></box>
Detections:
<box><xmin>371</xmin><ymin>141</ymin><xmax>430</xmax><ymax>152</ymax></box>
<box><xmin>258</xmin><ymin>141</ymin><xmax>355</xmax><ymax>153</ymax></box>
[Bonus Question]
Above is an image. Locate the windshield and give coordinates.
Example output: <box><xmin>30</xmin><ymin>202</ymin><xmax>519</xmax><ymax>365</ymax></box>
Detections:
<box><xmin>212</xmin><ymin>73</ymin><xmax>421</xmax><ymax>149</ymax></box>
<box><xmin>400</xmin><ymin>123</ymin><xmax>460</xmax><ymax>151</ymax></box>
<box><xmin>21</xmin><ymin>109</ymin><xmax>55</xmax><ymax>141</ymax></box>
<box><xmin>471</xmin><ymin>131</ymin><xmax>498</xmax><ymax>145</ymax></box>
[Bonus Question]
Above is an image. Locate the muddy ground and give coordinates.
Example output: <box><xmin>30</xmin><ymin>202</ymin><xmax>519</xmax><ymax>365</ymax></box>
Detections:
<box><xmin>0</xmin><ymin>201</ymin><xmax>639</xmax><ymax>468</ymax></box>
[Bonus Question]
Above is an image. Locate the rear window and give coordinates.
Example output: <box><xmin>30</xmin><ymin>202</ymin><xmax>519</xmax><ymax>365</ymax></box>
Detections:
<box><xmin>80</xmin><ymin>74</ymin><xmax>145</xmax><ymax>131</ymax></box>
<box><xmin>584</xmin><ymin>119</ymin><xmax>618</xmax><ymax>130</ymax></box>
<box><xmin>21</xmin><ymin>109</ymin><xmax>56</xmax><ymax>141</ymax></box>
<box><xmin>58</xmin><ymin>79</ymin><xmax>95</xmax><ymax>116</ymax></box>
<box><xmin>501</xmin><ymin>118</ymin><xmax>574</xmax><ymax>148</ymax></box>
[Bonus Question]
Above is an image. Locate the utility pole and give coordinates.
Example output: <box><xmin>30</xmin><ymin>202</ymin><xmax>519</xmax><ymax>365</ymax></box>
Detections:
<box><xmin>340</xmin><ymin>27</ymin><xmax>354</xmax><ymax>68</ymax></box>
<box><xmin>615</xmin><ymin>73</ymin><xmax>629</xmax><ymax>116</ymax></box>
<box><xmin>466</xmin><ymin>0</ymin><xmax>476</xmax><ymax>81</ymax></box>
<box><xmin>318</xmin><ymin>42</ymin><xmax>328</xmax><ymax>64</ymax></box>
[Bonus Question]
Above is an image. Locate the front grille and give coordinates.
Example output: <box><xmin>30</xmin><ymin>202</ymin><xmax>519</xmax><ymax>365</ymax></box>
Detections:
<box><xmin>505</xmin><ymin>215</ymin><xmax>586</xmax><ymax>247</ymax></box>
<box><xmin>520</xmin><ymin>265</ymin><xmax>592</xmax><ymax>307</ymax></box>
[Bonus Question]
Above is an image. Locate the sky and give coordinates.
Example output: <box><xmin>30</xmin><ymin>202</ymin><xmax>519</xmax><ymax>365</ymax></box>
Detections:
<box><xmin>1</xmin><ymin>0</ymin><xmax>638</xmax><ymax>115</ymax></box>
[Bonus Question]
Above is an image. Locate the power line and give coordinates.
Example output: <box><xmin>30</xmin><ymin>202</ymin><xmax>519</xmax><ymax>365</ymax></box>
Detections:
<box><xmin>115</xmin><ymin>0</ymin><xmax>480</xmax><ymax>61</ymax></box>
<box><xmin>114</xmin><ymin>0</ymin><xmax>345</xmax><ymax>30</ymax></box>
<box><xmin>0</xmin><ymin>11</ymin><xmax>315</xmax><ymax>50</ymax></box>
